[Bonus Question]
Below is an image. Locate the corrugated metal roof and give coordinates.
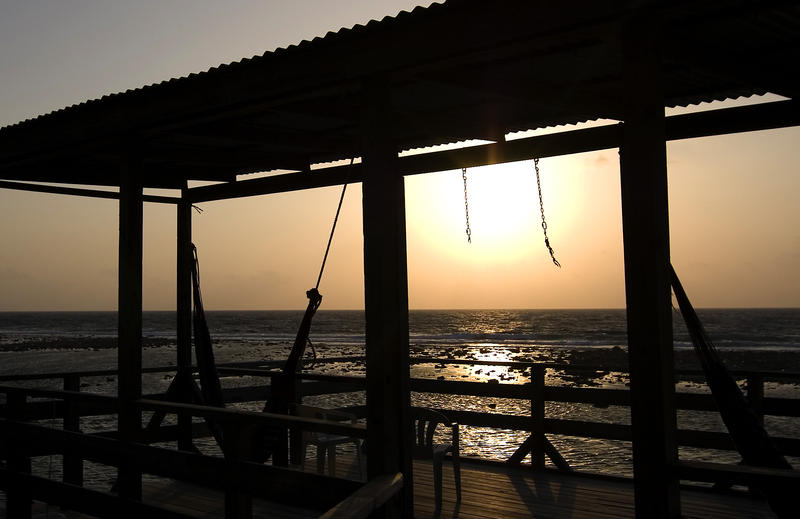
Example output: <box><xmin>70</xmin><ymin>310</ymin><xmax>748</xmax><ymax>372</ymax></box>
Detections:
<box><xmin>1</xmin><ymin>3</ymin><xmax>444</xmax><ymax>133</ymax></box>
<box><xmin>0</xmin><ymin>0</ymin><xmax>797</xmax><ymax>188</ymax></box>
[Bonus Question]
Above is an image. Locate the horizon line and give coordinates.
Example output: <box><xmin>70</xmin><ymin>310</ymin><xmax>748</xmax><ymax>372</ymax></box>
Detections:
<box><xmin>2</xmin><ymin>306</ymin><xmax>799</xmax><ymax>313</ymax></box>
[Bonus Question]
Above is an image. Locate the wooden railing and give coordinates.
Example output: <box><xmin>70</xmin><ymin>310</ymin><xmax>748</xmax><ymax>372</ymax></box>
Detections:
<box><xmin>3</xmin><ymin>360</ymin><xmax>799</xmax><ymax>458</ymax></box>
<box><xmin>208</xmin><ymin>360</ymin><xmax>800</xmax><ymax>485</ymax></box>
<box><xmin>320</xmin><ymin>472</ymin><xmax>404</xmax><ymax>519</ymax></box>
<box><xmin>1</xmin><ymin>357</ymin><xmax>798</xmax><ymax>516</ymax></box>
<box><xmin>0</xmin><ymin>383</ymin><xmax>381</xmax><ymax>519</ymax></box>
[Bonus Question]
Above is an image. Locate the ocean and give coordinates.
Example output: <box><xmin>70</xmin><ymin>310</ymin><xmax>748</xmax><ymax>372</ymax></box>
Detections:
<box><xmin>3</xmin><ymin>308</ymin><xmax>799</xmax><ymax>351</ymax></box>
<box><xmin>1</xmin><ymin>308</ymin><xmax>798</xmax><ymax>480</ymax></box>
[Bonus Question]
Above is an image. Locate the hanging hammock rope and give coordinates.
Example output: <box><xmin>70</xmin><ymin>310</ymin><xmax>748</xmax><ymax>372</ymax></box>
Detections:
<box><xmin>462</xmin><ymin>167</ymin><xmax>472</xmax><ymax>243</ymax></box>
<box><xmin>305</xmin><ymin>157</ymin><xmax>354</xmax><ymax>367</ymax></box>
<box><xmin>534</xmin><ymin>158</ymin><xmax>561</xmax><ymax>268</ymax></box>
<box><xmin>316</xmin><ymin>183</ymin><xmax>348</xmax><ymax>290</ymax></box>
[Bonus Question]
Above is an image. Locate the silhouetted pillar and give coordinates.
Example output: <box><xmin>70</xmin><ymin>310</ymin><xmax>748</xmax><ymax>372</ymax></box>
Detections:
<box><xmin>361</xmin><ymin>77</ymin><xmax>412</xmax><ymax>518</ymax></box>
<box><xmin>176</xmin><ymin>186</ymin><xmax>194</xmax><ymax>450</ymax></box>
<box><xmin>118</xmin><ymin>158</ymin><xmax>143</xmax><ymax>500</ymax></box>
<box><xmin>619</xmin><ymin>16</ymin><xmax>680</xmax><ymax>519</ymax></box>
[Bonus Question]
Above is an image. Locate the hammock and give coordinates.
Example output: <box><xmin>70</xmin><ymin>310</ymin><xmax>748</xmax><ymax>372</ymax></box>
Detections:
<box><xmin>189</xmin><ymin>244</ymin><xmax>225</xmax><ymax>446</ymax></box>
<box><xmin>143</xmin><ymin>244</ymin><xmax>225</xmax><ymax>448</ymax></box>
<box><xmin>185</xmin><ymin>245</ymin><xmax>322</xmax><ymax>461</ymax></box>
<box><xmin>252</xmin><ymin>287</ymin><xmax>323</xmax><ymax>463</ymax></box>
<box><xmin>670</xmin><ymin>265</ymin><xmax>794</xmax><ymax>517</ymax></box>
<box><xmin>185</xmin><ymin>182</ymin><xmax>346</xmax><ymax>461</ymax></box>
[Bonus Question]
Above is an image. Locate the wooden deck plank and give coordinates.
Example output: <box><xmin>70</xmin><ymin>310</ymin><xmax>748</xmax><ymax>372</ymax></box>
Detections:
<box><xmin>2</xmin><ymin>453</ymin><xmax>777</xmax><ymax>519</ymax></box>
<box><xmin>319</xmin><ymin>450</ymin><xmax>774</xmax><ymax>519</ymax></box>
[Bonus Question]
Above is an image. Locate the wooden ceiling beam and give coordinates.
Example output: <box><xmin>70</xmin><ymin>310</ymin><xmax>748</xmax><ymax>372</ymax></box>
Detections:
<box><xmin>0</xmin><ymin>180</ymin><xmax>178</xmax><ymax>203</ymax></box>
<box><xmin>187</xmin><ymin>99</ymin><xmax>800</xmax><ymax>203</ymax></box>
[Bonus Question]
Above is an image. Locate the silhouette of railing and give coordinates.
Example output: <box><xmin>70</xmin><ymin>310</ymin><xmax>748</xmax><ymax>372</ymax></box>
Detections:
<box><xmin>1</xmin><ymin>358</ymin><xmax>798</xmax><ymax>517</ymax></box>
<box><xmin>0</xmin><ymin>380</ymin><xmax>381</xmax><ymax>519</ymax></box>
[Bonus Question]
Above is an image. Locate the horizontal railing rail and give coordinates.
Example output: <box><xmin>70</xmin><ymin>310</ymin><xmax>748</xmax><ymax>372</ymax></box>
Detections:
<box><xmin>0</xmin><ymin>385</ymin><xmax>373</xmax><ymax>519</ymax></box>
<box><xmin>672</xmin><ymin>460</ymin><xmax>800</xmax><ymax>486</ymax></box>
<box><xmin>320</xmin><ymin>472</ymin><xmax>404</xmax><ymax>519</ymax></box>
<box><xmin>0</xmin><ymin>418</ymin><xmax>362</xmax><ymax>515</ymax></box>
<box><xmin>0</xmin><ymin>355</ymin><xmax>365</xmax><ymax>383</ymax></box>
<box><xmin>136</xmin><ymin>398</ymin><xmax>366</xmax><ymax>438</ymax></box>
<box><xmin>0</xmin><ymin>468</ymin><xmax>194</xmax><ymax>519</ymax></box>
<box><xmin>2</xmin><ymin>358</ymin><xmax>797</xmax><ymax>503</ymax></box>
<box><xmin>0</xmin><ymin>384</ymin><xmax>365</xmax><ymax>439</ymax></box>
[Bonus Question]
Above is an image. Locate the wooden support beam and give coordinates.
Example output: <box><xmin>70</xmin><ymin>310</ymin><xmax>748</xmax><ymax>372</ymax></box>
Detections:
<box><xmin>619</xmin><ymin>16</ymin><xmax>680</xmax><ymax>519</ymax></box>
<box><xmin>6</xmin><ymin>392</ymin><xmax>32</xmax><ymax>519</ymax></box>
<box><xmin>361</xmin><ymin>78</ymin><xmax>412</xmax><ymax>519</ymax></box>
<box><xmin>320</xmin><ymin>472</ymin><xmax>404</xmax><ymax>519</ymax></box>
<box><xmin>62</xmin><ymin>374</ymin><xmax>83</xmax><ymax>486</ymax></box>
<box><xmin>176</xmin><ymin>187</ymin><xmax>194</xmax><ymax>451</ymax></box>
<box><xmin>117</xmin><ymin>158</ymin><xmax>144</xmax><ymax>500</ymax></box>
<box><xmin>0</xmin><ymin>418</ymin><xmax>362</xmax><ymax>511</ymax></box>
<box><xmin>530</xmin><ymin>366</ymin><xmax>546</xmax><ymax>470</ymax></box>
<box><xmin>186</xmin><ymin>100</ymin><xmax>799</xmax><ymax>203</ymax></box>
<box><xmin>0</xmin><ymin>179</ymin><xmax>179</xmax><ymax>203</ymax></box>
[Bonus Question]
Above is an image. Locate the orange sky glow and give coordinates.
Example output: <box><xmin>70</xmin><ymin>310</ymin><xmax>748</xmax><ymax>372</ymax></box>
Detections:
<box><xmin>0</xmin><ymin>2</ymin><xmax>798</xmax><ymax>311</ymax></box>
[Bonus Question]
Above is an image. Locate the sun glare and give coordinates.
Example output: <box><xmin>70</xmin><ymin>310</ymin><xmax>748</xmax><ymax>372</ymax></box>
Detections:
<box><xmin>405</xmin><ymin>159</ymin><xmax>575</xmax><ymax>263</ymax></box>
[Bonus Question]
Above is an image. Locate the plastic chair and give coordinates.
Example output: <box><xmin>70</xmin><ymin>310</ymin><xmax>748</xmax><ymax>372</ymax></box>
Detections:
<box><xmin>293</xmin><ymin>404</ymin><xmax>363</xmax><ymax>478</ymax></box>
<box><xmin>411</xmin><ymin>407</ymin><xmax>461</xmax><ymax>512</ymax></box>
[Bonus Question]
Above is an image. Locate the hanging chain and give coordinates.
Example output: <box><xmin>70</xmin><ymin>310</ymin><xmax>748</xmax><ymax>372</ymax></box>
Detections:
<box><xmin>534</xmin><ymin>158</ymin><xmax>561</xmax><ymax>268</ymax></box>
<box><xmin>462</xmin><ymin>167</ymin><xmax>472</xmax><ymax>243</ymax></box>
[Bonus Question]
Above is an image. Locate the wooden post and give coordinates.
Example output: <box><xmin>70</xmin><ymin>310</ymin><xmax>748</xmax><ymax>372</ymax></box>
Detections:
<box><xmin>531</xmin><ymin>365</ymin><xmax>546</xmax><ymax>470</ymax></box>
<box><xmin>118</xmin><ymin>157</ymin><xmax>143</xmax><ymax>500</ymax></box>
<box><xmin>746</xmin><ymin>372</ymin><xmax>765</xmax><ymax>494</ymax></box>
<box><xmin>63</xmin><ymin>374</ymin><xmax>83</xmax><ymax>486</ymax></box>
<box><xmin>6</xmin><ymin>391</ymin><xmax>32</xmax><ymax>519</ymax></box>
<box><xmin>177</xmin><ymin>187</ymin><xmax>194</xmax><ymax>451</ymax></box>
<box><xmin>620</xmin><ymin>14</ymin><xmax>680</xmax><ymax>518</ymax></box>
<box><xmin>270</xmin><ymin>374</ymin><xmax>289</xmax><ymax>467</ymax></box>
<box><xmin>289</xmin><ymin>374</ymin><xmax>304</xmax><ymax>466</ymax></box>
<box><xmin>747</xmin><ymin>373</ymin><xmax>764</xmax><ymax>427</ymax></box>
<box><xmin>222</xmin><ymin>423</ymin><xmax>254</xmax><ymax>519</ymax></box>
<box><xmin>361</xmin><ymin>77</ymin><xmax>412</xmax><ymax>518</ymax></box>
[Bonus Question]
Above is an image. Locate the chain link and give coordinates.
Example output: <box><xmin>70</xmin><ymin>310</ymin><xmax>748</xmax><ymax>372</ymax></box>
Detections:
<box><xmin>534</xmin><ymin>158</ymin><xmax>561</xmax><ymax>268</ymax></box>
<box><xmin>462</xmin><ymin>167</ymin><xmax>472</xmax><ymax>243</ymax></box>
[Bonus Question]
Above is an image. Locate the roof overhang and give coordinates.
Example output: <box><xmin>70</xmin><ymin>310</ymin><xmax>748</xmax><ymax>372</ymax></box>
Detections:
<box><xmin>1</xmin><ymin>0</ymin><xmax>798</xmax><ymax>189</ymax></box>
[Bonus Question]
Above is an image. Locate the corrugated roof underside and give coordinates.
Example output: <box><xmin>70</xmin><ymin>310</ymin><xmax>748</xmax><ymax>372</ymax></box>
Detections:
<box><xmin>0</xmin><ymin>0</ymin><xmax>796</xmax><ymax>187</ymax></box>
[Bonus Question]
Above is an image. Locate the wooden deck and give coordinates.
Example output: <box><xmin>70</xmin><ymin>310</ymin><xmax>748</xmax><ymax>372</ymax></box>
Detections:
<box><xmin>413</xmin><ymin>461</ymin><xmax>775</xmax><ymax>519</ymax></box>
<box><xmin>4</xmin><ymin>453</ymin><xmax>776</xmax><ymax>519</ymax></box>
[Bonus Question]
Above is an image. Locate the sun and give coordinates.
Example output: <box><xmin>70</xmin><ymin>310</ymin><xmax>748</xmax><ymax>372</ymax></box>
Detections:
<box><xmin>405</xmin><ymin>159</ymin><xmax>571</xmax><ymax>262</ymax></box>
<box><xmin>465</xmin><ymin>162</ymin><xmax>540</xmax><ymax>243</ymax></box>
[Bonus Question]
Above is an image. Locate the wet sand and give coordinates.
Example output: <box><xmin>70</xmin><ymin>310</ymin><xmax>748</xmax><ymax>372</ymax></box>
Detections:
<box><xmin>5</xmin><ymin>337</ymin><xmax>800</xmax><ymax>376</ymax></box>
<box><xmin>0</xmin><ymin>336</ymin><xmax>175</xmax><ymax>351</ymax></box>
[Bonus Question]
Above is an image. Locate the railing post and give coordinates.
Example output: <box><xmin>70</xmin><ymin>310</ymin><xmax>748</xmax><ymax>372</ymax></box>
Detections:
<box><xmin>222</xmin><ymin>422</ymin><xmax>254</xmax><ymax>519</ymax></box>
<box><xmin>63</xmin><ymin>374</ymin><xmax>84</xmax><ymax>486</ymax></box>
<box><xmin>747</xmin><ymin>373</ymin><xmax>764</xmax><ymax>427</ymax></box>
<box><xmin>176</xmin><ymin>189</ymin><xmax>194</xmax><ymax>451</ymax></box>
<box><xmin>531</xmin><ymin>365</ymin><xmax>546</xmax><ymax>470</ymax></box>
<box><xmin>746</xmin><ymin>372</ymin><xmax>766</xmax><ymax>495</ymax></box>
<box><xmin>118</xmin><ymin>156</ymin><xmax>143</xmax><ymax>500</ymax></box>
<box><xmin>7</xmin><ymin>390</ymin><xmax>32</xmax><ymax>519</ymax></box>
<box><xmin>269</xmin><ymin>374</ymin><xmax>289</xmax><ymax>467</ymax></box>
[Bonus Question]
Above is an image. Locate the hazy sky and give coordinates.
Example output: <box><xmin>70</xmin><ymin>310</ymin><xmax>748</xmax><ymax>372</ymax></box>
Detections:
<box><xmin>1</xmin><ymin>1</ymin><xmax>798</xmax><ymax>311</ymax></box>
